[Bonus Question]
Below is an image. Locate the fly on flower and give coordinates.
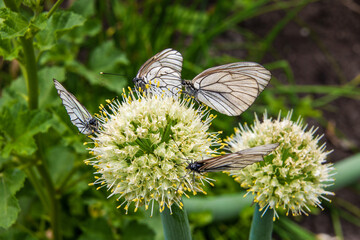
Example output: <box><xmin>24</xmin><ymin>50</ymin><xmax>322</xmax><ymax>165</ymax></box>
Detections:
<box><xmin>186</xmin><ymin>143</ymin><xmax>279</xmax><ymax>174</ymax></box>
<box><xmin>182</xmin><ymin>62</ymin><xmax>272</xmax><ymax>116</ymax></box>
<box><xmin>133</xmin><ymin>48</ymin><xmax>183</xmax><ymax>95</ymax></box>
<box><xmin>53</xmin><ymin>79</ymin><xmax>99</xmax><ymax>135</ymax></box>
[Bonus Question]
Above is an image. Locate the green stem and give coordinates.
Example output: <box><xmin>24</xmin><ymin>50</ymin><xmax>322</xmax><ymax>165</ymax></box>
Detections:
<box><xmin>7</xmin><ymin>1</ymin><xmax>62</xmax><ymax>239</ymax></box>
<box><xmin>249</xmin><ymin>204</ymin><xmax>274</xmax><ymax>240</ymax></box>
<box><xmin>19</xmin><ymin>36</ymin><xmax>38</xmax><ymax>110</ymax></box>
<box><xmin>47</xmin><ymin>0</ymin><xmax>64</xmax><ymax>19</ymax></box>
<box><xmin>330</xmin><ymin>208</ymin><xmax>344</xmax><ymax>240</ymax></box>
<box><xmin>20</xmin><ymin>34</ymin><xmax>62</xmax><ymax>240</ymax></box>
<box><xmin>327</xmin><ymin>153</ymin><xmax>360</xmax><ymax>191</ymax></box>
<box><xmin>183</xmin><ymin>193</ymin><xmax>253</xmax><ymax>222</ymax></box>
<box><xmin>35</xmin><ymin>158</ymin><xmax>61</xmax><ymax>240</ymax></box>
<box><xmin>161</xmin><ymin>204</ymin><xmax>192</xmax><ymax>240</ymax></box>
<box><xmin>23</xmin><ymin>166</ymin><xmax>50</xmax><ymax>211</ymax></box>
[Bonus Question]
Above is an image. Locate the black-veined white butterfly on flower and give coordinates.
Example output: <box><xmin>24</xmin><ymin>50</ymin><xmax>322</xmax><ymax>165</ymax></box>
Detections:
<box><xmin>185</xmin><ymin>143</ymin><xmax>279</xmax><ymax>174</ymax></box>
<box><xmin>133</xmin><ymin>49</ymin><xmax>272</xmax><ymax>116</ymax></box>
<box><xmin>132</xmin><ymin>48</ymin><xmax>183</xmax><ymax>95</ymax></box>
<box><xmin>182</xmin><ymin>62</ymin><xmax>272</xmax><ymax>116</ymax></box>
<box><xmin>53</xmin><ymin>79</ymin><xmax>99</xmax><ymax>135</ymax></box>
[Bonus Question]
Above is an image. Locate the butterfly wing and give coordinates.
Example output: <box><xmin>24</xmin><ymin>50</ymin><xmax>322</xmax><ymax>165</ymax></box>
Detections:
<box><xmin>191</xmin><ymin>62</ymin><xmax>271</xmax><ymax>116</ymax></box>
<box><xmin>134</xmin><ymin>48</ymin><xmax>183</xmax><ymax>95</ymax></box>
<box><xmin>197</xmin><ymin>143</ymin><xmax>279</xmax><ymax>172</ymax></box>
<box><xmin>53</xmin><ymin>79</ymin><xmax>95</xmax><ymax>135</ymax></box>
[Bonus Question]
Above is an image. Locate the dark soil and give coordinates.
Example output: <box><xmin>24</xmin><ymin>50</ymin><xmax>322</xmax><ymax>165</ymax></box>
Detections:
<box><xmin>221</xmin><ymin>0</ymin><xmax>360</xmax><ymax>239</ymax></box>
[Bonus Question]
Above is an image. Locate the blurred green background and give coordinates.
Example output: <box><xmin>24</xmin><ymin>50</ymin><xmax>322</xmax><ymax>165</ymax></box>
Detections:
<box><xmin>1</xmin><ymin>0</ymin><xmax>360</xmax><ymax>239</ymax></box>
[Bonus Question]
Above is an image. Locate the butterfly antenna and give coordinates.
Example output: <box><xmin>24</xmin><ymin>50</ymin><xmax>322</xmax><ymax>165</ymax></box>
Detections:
<box><xmin>100</xmin><ymin>72</ymin><xmax>128</xmax><ymax>78</ymax></box>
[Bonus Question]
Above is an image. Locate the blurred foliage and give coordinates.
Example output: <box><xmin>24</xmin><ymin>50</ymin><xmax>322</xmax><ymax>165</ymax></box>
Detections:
<box><xmin>1</xmin><ymin>0</ymin><xmax>359</xmax><ymax>239</ymax></box>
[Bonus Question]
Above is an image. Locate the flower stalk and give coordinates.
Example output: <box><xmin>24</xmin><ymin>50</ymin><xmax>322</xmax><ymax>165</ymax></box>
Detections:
<box><xmin>249</xmin><ymin>203</ymin><xmax>274</xmax><ymax>240</ymax></box>
<box><xmin>161</xmin><ymin>204</ymin><xmax>192</xmax><ymax>240</ymax></box>
<box><xmin>19</xmin><ymin>36</ymin><xmax>38</xmax><ymax>110</ymax></box>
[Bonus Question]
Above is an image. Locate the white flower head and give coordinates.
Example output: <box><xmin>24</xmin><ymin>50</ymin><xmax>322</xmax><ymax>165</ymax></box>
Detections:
<box><xmin>226</xmin><ymin>111</ymin><xmax>335</xmax><ymax>220</ymax></box>
<box><xmin>85</xmin><ymin>88</ymin><xmax>220</xmax><ymax>215</ymax></box>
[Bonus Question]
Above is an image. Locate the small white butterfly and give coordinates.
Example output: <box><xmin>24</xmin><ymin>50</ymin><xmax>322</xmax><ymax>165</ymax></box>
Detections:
<box><xmin>186</xmin><ymin>143</ymin><xmax>279</xmax><ymax>173</ymax></box>
<box><xmin>182</xmin><ymin>62</ymin><xmax>272</xmax><ymax>116</ymax></box>
<box><xmin>53</xmin><ymin>79</ymin><xmax>99</xmax><ymax>135</ymax></box>
<box><xmin>132</xmin><ymin>48</ymin><xmax>183</xmax><ymax>95</ymax></box>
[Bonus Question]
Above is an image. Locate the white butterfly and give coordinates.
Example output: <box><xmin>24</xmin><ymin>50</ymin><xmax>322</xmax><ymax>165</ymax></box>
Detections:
<box><xmin>175</xmin><ymin>142</ymin><xmax>279</xmax><ymax>192</ymax></box>
<box><xmin>132</xmin><ymin>48</ymin><xmax>183</xmax><ymax>95</ymax></box>
<box><xmin>186</xmin><ymin>143</ymin><xmax>279</xmax><ymax>173</ymax></box>
<box><xmin>182</xmin><ymin>62</ymin><xmax>272</xmax><ymax>116</ymax></box>
<box><xmin>53</xmin><ymin>79</ymin><xmax>99</xmax><ymax>135</ymax></box>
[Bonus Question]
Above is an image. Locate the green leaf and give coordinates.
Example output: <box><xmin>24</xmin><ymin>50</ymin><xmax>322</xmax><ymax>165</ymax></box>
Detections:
<box><xmin>0</xmin><ymin>103</ymin><xmax>55</xmax><ymax>157</ymax></box>
<box><xmin>0</xmin><ymin>8</ymin><xmax>29</xmax><ymax>39</ymax></box>
<box><xmin>0</xmin><ymin>38</ymin><xmax>21</xmax><ymax>60</ymax></box>
<box><xmin>0</xmin><ymin>75</ymin><xmax>28</xmax><ymax>109</ymax></box>
<box><xmin>67</xmin><ymin>58</ymin><xmax>129</xmax><ymax>94</ymax></box>
<box><xmin>48</xmin><ymin>11</ymin><xmax>86</xmax><ymax>37</ymax></box>
<box><xmin>38</xmin><ymin>66</ymin><xmax>66</xmax><ymax>108</ymax></box>
<box><xmin>88</xmin><ymin>40</ymin><xmax>129</xmax><ymax>72</ymax></box>
<box><xmin>38</xmin><ymin>41</ymin><xmax>77</xmax><ymax>64</ymax></box>
<box><xmin>123</xmin><ymin>221</ymin><xmax>155</xmax><ymax>240</ymax></box>
<box><xmin>31</xmin><ymin>12</ymin><xmax>48</xmax><ymax>31</ymax></box>
<box><xmin>70</xmin><ymin>0</ymin><xmax>95</xmax><ymax>17</ymax></box>
<box><xmin>64</xmin><ymin>18</ymin><xmax>102</xmax><ymax>44</ymax></box>
<box><xmin>36</xmin><ymin>11</ymin><xmax>85</xmax><ymax>51</ymax></box>
<box><xmin>71</xmin><ymin>40</ymin><xmax>129</xmax><ymax>92</ymax></box>
<box><xmin>78</xmin><ymin>218</ymin><xmax>114</xmax><ymax>240</ymax></box>
<box><xmin>0</xmin><ymin>168</ymin><xmax>26</xmax><ymax>228</ymax></box>
<box><xmin>46</xmin><ymin>146</ymin><xmax>75</xmax><ymax>186</ymax></box>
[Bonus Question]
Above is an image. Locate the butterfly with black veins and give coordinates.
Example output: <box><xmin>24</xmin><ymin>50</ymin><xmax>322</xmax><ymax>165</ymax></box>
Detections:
<box><xmin>185</xmin><ymin>143</ymin><xmax>279</xmax><ymax>174</ymax></box>
<box><xmin>132</xmin><ymin>48</ymin><xmax>272</xmax><ymax>116</ymax></box>
<box><xmin>182</xmin><ymin>62</ymin><xmax>272</xmax><ymax>116</ymax></box>
<box><xmin>176</xmin><ymin>143</ymin><xmax>279</xmax><ymax>193</ymax></box>
<box><xmin>53</xmin><ymin>79</ymin><xmax>99</xmax><ymax>135</ymax></box>
<box><xmin>132</xmin><ymin>48</ymin><xmax>183</xmax><ymax>96</ymax></box>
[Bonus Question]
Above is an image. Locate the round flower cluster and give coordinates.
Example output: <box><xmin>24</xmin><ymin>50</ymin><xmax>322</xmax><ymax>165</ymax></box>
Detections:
<box><xmin>226</xmin><ymin>111</ymin><xmax>335</xmax><ymax>220</ymax></box>
<box><xmin>85</xmin><ymin>88</ymin><xmax>221</xmax><ymax>215</ymax></box>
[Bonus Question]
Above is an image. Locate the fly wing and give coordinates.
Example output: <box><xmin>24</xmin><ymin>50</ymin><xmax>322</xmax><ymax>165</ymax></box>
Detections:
<box><xmin>198</xmin><ymin>143</ymin><xmax>279</xmax><ymax>172</ymax></box>
<box><xmin>191</xmin><ymin>62</ymin><xmax>271</xmax><ymax>116</ymax></box>
<box><xmin>135</xmin><ymin>48</ymin><xmax>183</xmax><ymax>95</ymax></box>
<box><xmin>53</xmin><ymin>79</ymin><xmax>94</xmax><ymax>134</ymax></box>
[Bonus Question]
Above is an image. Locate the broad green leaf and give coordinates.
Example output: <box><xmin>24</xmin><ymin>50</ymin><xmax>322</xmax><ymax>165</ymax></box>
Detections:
<box><xmin>0</xmin><ymin>8</ymin><xmax>29</xmax><ymax>39</ymax></box>
<box><xmin>0</xmin><ymin>103</ymin><xmax>55</xmax><ymax>157</ymax></box>
<box><xmin>70</xmin><ymin>0</ymin><xmax>95</xmax><ymax>17</ymax></box>
<box><xmin>66</xmin><ymin>59</ymin><xmax>129</xmax><ymax>94</ymax></box>
<box><xmin>31</xmin><ymin>12</ymin><xmax>48</xmax><ymax>31</ymax></box>
<box><xmin>78</xmin><ymin>218</ymin><xmax>114</xmax><ymax>240</ymax></box>
<box><xmin>36</xmin><ymin>11</ymin><xmax>85</xmax><ymax>51</ymax></box>
<box><xmin>38</xmin><ymin>41</ymin><xmax>77</xmax><ymax>64</ymax></box>
<box><xmin>0</xmin><ymin>228</ymin><xmax>38</xmax><ymax>240</ymax></box>
<box><xmin>0</xmin><ymin>38</ymin><xmax>21</xmax><ymax>60</ymax></box>
<box><xmin>46</xmin><ymin>146</ymin><xmax>75</xmax><ymax>186</ymax></box>
<box><xmin>47</xmin><ymin>11</ymin><xmax>86</xmax><ymax>37</ymax></box>
<box><xmin>64</xmin><ymin>18</ymin><xmax>102</xmax><ymax>44</ymax></box>
<box><xmin>123</xmin><ymin>221</ymin><xmax>155</xmax><ymax>240</ymax></box>
<box><xmin>0</xmin><ymin>155</ymin><xmax>11</xmax><ymax>168</ymax></box>
<box><xmin>88</xmin><ymin>40</ymin><xmax>129</xmax><ymax>72</ymax></box>
<box><xmin>0</xmin><ymin>75</ymin><xmax>28</xmax><ymax>109</ymax></box>
<box><xmin>0</xmin><ymin>168</ymin><xmax>26</xmax><ymax>228</ymax></box>
<box><xmin>78</xmin><ymin>40</ymin><xmax>130</xmax><ymax>92</ymax></box>
<box><xmin>38</xmin><ymin>66</ymin><xmax>66</xmax><ymax>108</ymax></box>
